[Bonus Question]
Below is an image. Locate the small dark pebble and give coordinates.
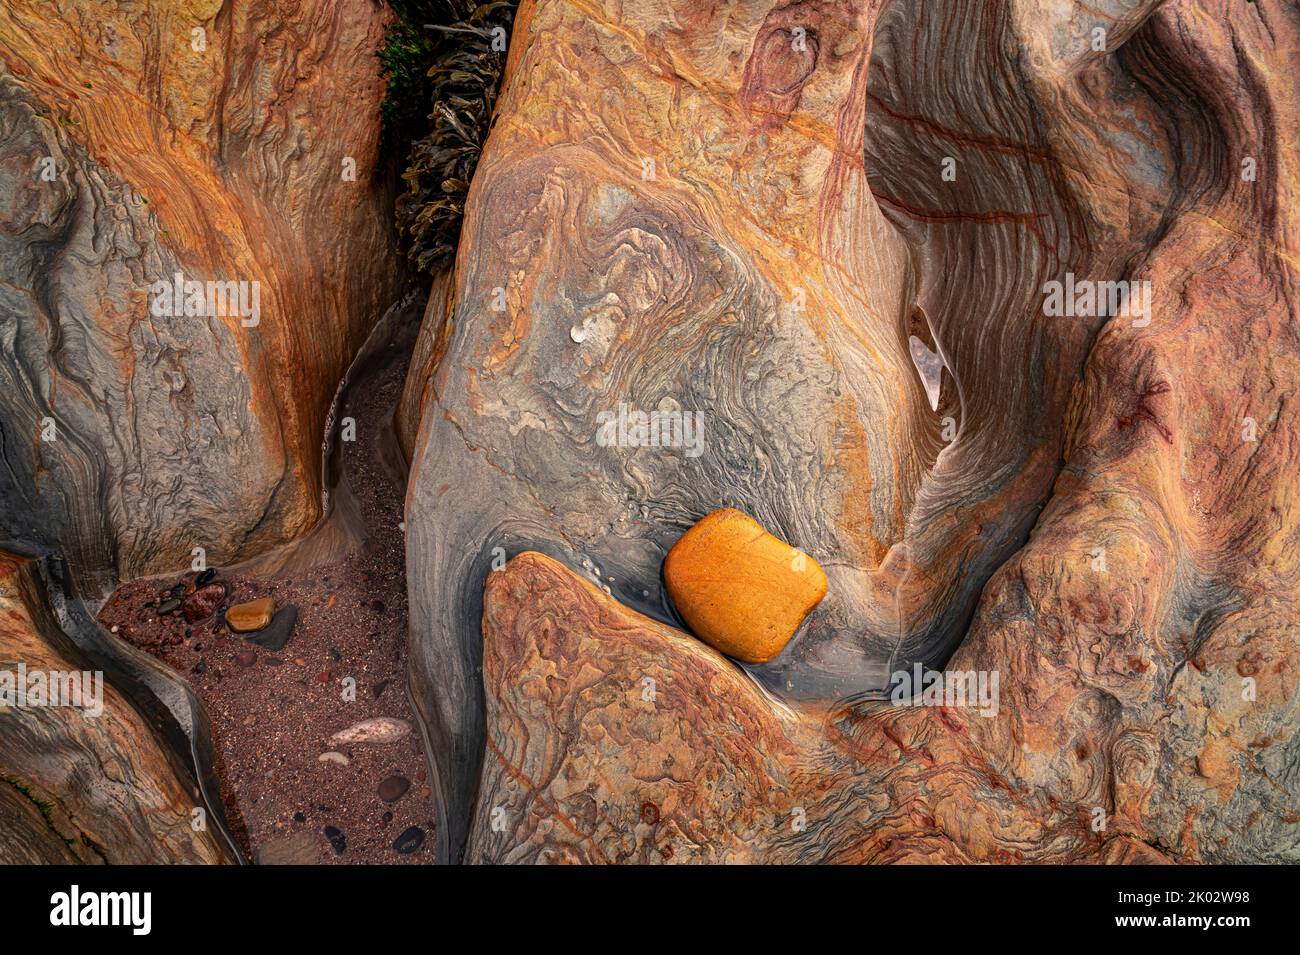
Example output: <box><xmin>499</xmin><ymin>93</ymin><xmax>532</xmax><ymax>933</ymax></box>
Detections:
<box><xmin>382</xmin><ymin>811</ymin><xmax>393</xmax><ymax>824</ymax></box>
<box><xmin>157</xmin><ymin>597</ymin><xmax>182</xmax><ymax>615</ymax></box>
<box><xmin>372</xmin><ymin>679</ymin><xmax>390</xmax><ymax>699</ymax></box>
<box><xmin>294</xmin><ymin>811</ymin><xmax>306</xmax><ymax>823</ymax></box>
<box><xmin>324</xmin><ymin>825</ymin><xmax>347</xmax><ymax>855</ymax></box>
<box><xmin>244</xmin><ymin>605</ymin><xmax>298</xmax><ymax>651</ymax></box>
<box><xmin>169</xmin><ymin>583</ymin><xmax>187</xmax><ymax>598</ymax></box>
<box><xmin>196</xmin><ymin>568</ymin><xmax>217</xmax><ymax>586</ymax></box>
<box><xmin>392</xmin><ymin>826</ymin><xmax>424</xmax><ymax>855</ymax></box>
<box><xmin>377</xmin><ymin>775</ymin><xmax>410</xmax><ymax>803</ymax></box>
<box><xmin>371</xmin><ymin>600</ymin><xmax>386</xmax><ymax>615</ymax></box>
<box><xmin>328</xmin><ymin>647</ymin><xmax>342</xmax><ymax>662</ymax></box>
<box><xmin>192</xmin><ymin>660</ymin><xmax>206</xmax><ymax>675</ymax></box>
<box><xmin>265</xmin><ymin>656</ymin><xmax>285</xmax><ymax>666</ymax></box>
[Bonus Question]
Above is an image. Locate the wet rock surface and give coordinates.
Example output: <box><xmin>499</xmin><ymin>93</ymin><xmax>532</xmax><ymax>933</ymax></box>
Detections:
<box><xmin>473</xmin><ymin>546</ymin><xmax>1298</xmax><ymax>863</ymax></box>
<box><xmin>2</xmin><ymin>0</ymin><xmax>1295</xmax><ymax>869</ymax></box>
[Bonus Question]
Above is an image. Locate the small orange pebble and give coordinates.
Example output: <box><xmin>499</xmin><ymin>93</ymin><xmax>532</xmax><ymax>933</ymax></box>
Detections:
<box><xmin>225</xmin><ymin>596</ymin><xmax>274</xmax><ymax>633</ymax></box>
<box><xmin>663</xmin><ymin>508</ymin><xmax>827</xmax><ymax>664</ymax></box>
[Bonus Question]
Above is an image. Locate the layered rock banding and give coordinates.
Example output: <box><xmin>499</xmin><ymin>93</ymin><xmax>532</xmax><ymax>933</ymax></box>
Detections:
<box><xmin>0</xmin><ymin>0</ymin><xmax>402</xmax><ymax>598</ymax></box>
<box><xmin>0</xmin><ymin>552</ymin><xmax>229</xmax><ymax>863</ymax></box>
<box><xmin>0</xmin><ymin>0</ymin><xmax>1292</xmax><ymax>868</ymax></box>
<box><xmin>406</xmin><ymin>0</ymin><xmax>1300</xmax><ymax>863</ymax></box>
<box><xmin>0</xmin><ymin>0</ymin><xmax>423</xmax><ymax>865</ymax></box>
<box><xmin>95</xmin><ymin>341</ymin><xmax>436</xmax><ymax>864</ymax></box>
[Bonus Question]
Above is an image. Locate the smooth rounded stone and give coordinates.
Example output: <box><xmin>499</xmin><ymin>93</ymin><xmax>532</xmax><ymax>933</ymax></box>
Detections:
<box><xmin>156</xmin><ymin>597</ymin><xmax>182</xmax><ymax>616</ymax></box>
<box><xmin>182</xmin><ymin>582</ymin><xmax>226</xmax><ymax>623</ymax></box>
<box><xmin>235</xmin><ymin>648</ymin><xmax>257</xmax><ymax>667</ymax></box>
<box><xmin>323</xmin><ymin>825</ymin><xmax>347</xmax><ymax>855</ymax></box>
<box><xmin>168</xmin><ymin>583</ymin><xmax>186</xmax><ymax>598</ymax></box>
<box><xmin>329</xmin><ymin>717</ymin><xmax>411</xmax><ymax>746</ymax></box>
<box><xmin>392</xmin><ymin>826</ymin><xmax>425</xmax><ymax>855</ymax></box>
<box><xmin>243</xmin><ymin>606</ymin><xmax>298</xmax><ymax>651</ymax></box>
<box><xmin>195</xmin><ymin>568</ymin><xmax>217</xmax><ymax>586</ymax></box>
<box><xmin>318</xmin><ymin>751</ymin><xmax>351</xmax><ymax>767</ymax></box>
<box><xmin>377</xmin><ymin>775</ymin><xmax>410</xmax><ymax>803</ymax></box>
<box><xmin>663</xmin><ymin>508</ymin><xmax>828</xmax><ymax>663</ymax></box>
<box><xmin>256</xmin><ymin>832</ymin><xmax>316</xmax><ymax>865</ymax></box>
<box><xmin>225</xmin><ymin>596</ymin><xmax>275</xmax><ymax>633</ymax></box>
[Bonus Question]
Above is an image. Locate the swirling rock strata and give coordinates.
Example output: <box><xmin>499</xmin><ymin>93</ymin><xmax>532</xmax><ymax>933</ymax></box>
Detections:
<box><xmin>0</xmin><ymin>0</ymin><xmax>400</xmax><ymax>596</ymax></box>
<box><xmin>0</xmin><ymin>552</ymin><xmax>229</xmax><ymax>863</ymax></box>
<box><xmin>471</xmin><ymin>543</ymin><xmax>1295</xmax><ymax>863</ymax></box>
<box><xmin>410</xmin><ymin>0</ymin><xmax>1299</xmax><ymax>861</ymax></box>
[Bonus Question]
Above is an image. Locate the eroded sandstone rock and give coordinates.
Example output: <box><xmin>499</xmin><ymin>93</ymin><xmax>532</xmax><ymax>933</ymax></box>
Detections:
<box><xmin>0</xmin><ymin>552</ymin><xmax>229</xmax><ymax>863</ymax></box>
<box><xmin>409</xmin><ymin>0</ymin><xmax>1300</xmax><ymax>862</ymax></box>
<box><xmin>471</xmin><ymin>545</ymin><xmax>1297</xmax><ymax>863</ymax></box>
<box><xmin>0</xmin><ymin>0</ymin><xmax>401</xmax><ymax>597</ymax></box>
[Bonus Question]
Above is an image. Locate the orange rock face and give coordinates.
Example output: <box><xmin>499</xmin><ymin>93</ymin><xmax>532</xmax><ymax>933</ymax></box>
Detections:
<box><xmin>664</xmin><ymin>509</ymin><xmax>827</xmax><ymax>664</ymax></box>
<box><xmin>0</xmin><ymin>0</ymin><xmax>401</xmax><ymax>596</ymax></box>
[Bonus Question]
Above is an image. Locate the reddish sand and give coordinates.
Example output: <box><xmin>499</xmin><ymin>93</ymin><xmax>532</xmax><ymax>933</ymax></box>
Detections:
<box><xmin>99</xmin><ymin>358</ymin><xmax>434</xmax><ymax>864</ymax></box>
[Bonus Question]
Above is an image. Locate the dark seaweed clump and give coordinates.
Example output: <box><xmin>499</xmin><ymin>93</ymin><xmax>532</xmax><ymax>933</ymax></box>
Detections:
<box><xmin>381</xmin><ymin>1</ymin><xmax>517</xmax><ymax>274</ymax></box>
